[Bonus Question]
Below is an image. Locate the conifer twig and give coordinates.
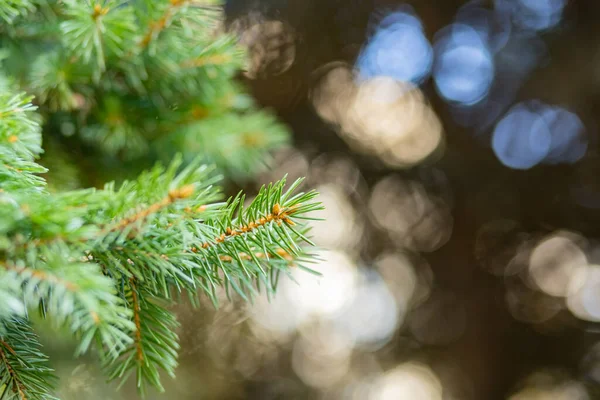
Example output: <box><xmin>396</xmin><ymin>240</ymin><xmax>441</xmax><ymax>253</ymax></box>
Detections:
<box><xmin>129</xmin><ymin>278</ymin><xmax>144</xmax><ymax>363</ymax></box>
<box><xmin>106</xmin><ymin>184</ymin><xmax>196</xmax><ymax>234</ymax></box>
<box><xmin>0</xmin><ymin>341</ymin><xmax>26</xmax><ymax>400</ymax></box>
<box><xmin>138</xmin><ymin>0</ymin><xmax>189</xmax><ymax>50</ymax></box>
<box><xmin>192</xmin><ymin>203</ymin><xmax>297</xmax><ymax>252</ymax></box>
<box><xmin>180</xmin><ymin>54</ymin><xmax>232</xmax><ymax>69</ymax></box>
<box><xmin>1</xmin><ymin>263</ymin><xmax>79</xmax><ymax>292</ymax></box>
<box><xmin>217</xmin><ymin>248</ymin><xmax>293</xmax><ymax>262</ymax></box>
<box><xmin>18</xmin><ymin>184</ymin><xmax>196</xmax><ymax>249</ymax></box>
<box><xmin>0</xmin><ymin>319</ymin><xmax>57</xmax><ymax>400</ymax></box>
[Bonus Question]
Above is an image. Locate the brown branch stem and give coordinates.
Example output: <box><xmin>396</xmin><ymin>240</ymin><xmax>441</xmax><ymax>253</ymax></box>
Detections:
<box><xmin>18</xmin><ymin>184</ymin><xmax>195</xmax><ymax>250</ymax></box>
<box><xmin>0</xmin><ymin>262</ymin><xmax>79</xmax><ymax>292</ymax></box>
<box><xmin>105</xmin><ymin>185</ymin><xmax>195</xmax><ymax>234</ymax></box>
<box><xmin>138</xmin><ymin>0</ymin><xmax>188</xmax><ymax>51</ymax></box>
<box><xmin>191</xmin><ymin>203</ymin><xmax>296</xmax><ymax>252</ymax></box>
<box><xmin>180</xmin><ymin>54</ymin><xmax>231</xmax><ymax>69</ymax></box>
<box><xmin>129</xmin><ymin>279</ymin><xmax>144</xmax><ymax>363</ymax></box>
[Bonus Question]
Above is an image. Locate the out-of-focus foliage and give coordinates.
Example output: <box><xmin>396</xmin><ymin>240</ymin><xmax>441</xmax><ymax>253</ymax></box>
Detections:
<box><xmin>0</xmin><ymin>0</ymin><xmax>289</xmax><ymax>186</ymax></box>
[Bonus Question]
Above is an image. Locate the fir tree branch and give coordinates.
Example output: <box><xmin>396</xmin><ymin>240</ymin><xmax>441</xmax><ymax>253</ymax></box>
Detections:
<box><xmin>0</xmin><ymin>152</ymin><xmax>46</xmax><ymax>193</ymax></box>
<box><xmin>180</xmin><ymin>54</ymin><xmax>232</xmax><ymax>69</ymax></box>
<box><xmin>191</xmin><ymin>202</ymin><xmax>299</xmax><ymax>252</ymax></box>
<box><xmin>129</xmin><ymin>279</ymin><xmax>144</xmax><ymax>364</ymax></box>
<box><xmin>106</xmin><ymin>184</ymin><xmax>196</xmax><ymax>235</ymax></box>
<box><xmin>0</xmin><ymin>340</ymin><xmax>27</xmax><ymax>400</ymax></box>
<box><xmin>104</xmin><ymin>279</ymin><xmax>179</xmax><ymax>396</ymax></box>
<box><xmin>0</xmin><ymin>92</ymin><xmax>42</xmax><ymax>161</ymax></box>
<box><xmin>0</xmin><ymin>251</ymin><xmax>136</xmax><ymax>358</ymax></box>
<box><xmin>217</xmin><ymin>248</ymin><xmax>293</xmax><ymax>263</ymax></box>
<box><xmin>29</xmin><ymin>49</ymin><xmax>90</xmax><ymax>112</ymax></box>
<box><xmin>0</xmin><ymin>318</ymin><xmax>57</xmax><ymax>400</ymax></box>
<box><xmin>160</xmin><ymin>112</ymin><xmax>290</xmax><ymax>181</ymax></box>
<box><xmin>15</xmin><ymin>161</ymin><xmax>211</xmax><ymax>250</ymax></box>
<box><xmin>137</xmin><ymin>0</ymin><xmax>189</xmax><ymax>51</ymax></box>
<box><xmin>2</xmin><ymin>264</ymin><xmax>78</xmax><ymax>292</ymax></box>
<box><xmin>183</xmin><ymin>177</ymin><xmax>322</xmax><ymax>301</ymax></box>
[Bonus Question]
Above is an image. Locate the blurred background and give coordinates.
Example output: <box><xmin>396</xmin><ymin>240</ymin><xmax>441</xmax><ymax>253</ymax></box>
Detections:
<box><xmin>41</xmin><ymin>0</ymin><xmax>600</xmax><ymax>399</ymax></box>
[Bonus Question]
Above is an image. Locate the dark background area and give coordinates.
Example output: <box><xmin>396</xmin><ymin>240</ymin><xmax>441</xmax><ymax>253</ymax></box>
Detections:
<box><xmin>221</xmin><ymin>1</ymin><xmax>600</xmax><ymax>399</ymax></box>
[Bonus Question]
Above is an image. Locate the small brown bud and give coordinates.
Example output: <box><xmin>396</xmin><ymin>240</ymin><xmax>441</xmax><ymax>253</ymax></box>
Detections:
<box><xmin>169</xmin><ymin>184</ymin><xmax>195</xmax><ymax>200</ymax></box>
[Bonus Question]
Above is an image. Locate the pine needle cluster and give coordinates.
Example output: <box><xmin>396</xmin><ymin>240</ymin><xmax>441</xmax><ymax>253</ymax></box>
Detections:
<box><xmin>0</xmin><ymin>1</ymin><xmax>321</xmax><ymax>398</ymax></box>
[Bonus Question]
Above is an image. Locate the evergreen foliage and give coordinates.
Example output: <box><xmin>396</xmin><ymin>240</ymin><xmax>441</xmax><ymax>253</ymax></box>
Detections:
<box><xmin>1</xmin><ymin>0</ymin><xmax>289</xmax><ymax>185</ymax></box>
<box><xmin>0</xmin><ymin>1</ymin><xmax>321</xmax><ymax>398</ymax></box>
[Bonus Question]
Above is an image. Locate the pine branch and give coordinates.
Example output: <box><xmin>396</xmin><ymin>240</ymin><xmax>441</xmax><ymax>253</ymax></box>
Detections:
<box><xmin>137</xmin><ymin>0</ymin><xmax>189</xmax><ymax>53</ymax></box>
<box><xmin>0</xmin><ymin>342</ymin><xmax>26</xmax><ymax>400</ymax></box>
<box><xmin>129</xmin><ymin>279</ymin><xmax>144</xmax><ymax>363</ymax></box>
<box><xmin>12</xmin><ymin>158</ymin><xmax>219</xmax><ymax>251</ymax></box>
<box><xmin>217</xmin><ymin>247</ymin><xmax>293</xmax><ymax>263</ymax></box>
<box><xmin>113</xmin><ymin>186</ymin><xmax>195</xmax><ymax>230</ymax></box>
<box><xmin>0</xmin><ymin>318</ymin><xmax>57</xmax><ymax>400</ymax></box>
<box><xmin>103</xmin><ymin>279</ymin><xmax>179</xmax><ymax>397</ymax></box>
<box><xmin>0</xmin><ymin>92</ymin><xmax>42</xmax><ymax>161</ymax></box>
<box><xmin>160</xmin><ymin>111</ymin><xmax>290</xmax><ymax>181</ymax></box>
<box><xmin>0</xmin><ymin>247</ymin><xmax>136</xmax><ymax>358</ymax></box>
<box><xmin>29</xmin><ymin>50</ymin><xmax>91</xmax><ymax>112</ymax></box>
<box><xmin>1</xmin><ymin>116</ymin><xmax>321</xmax><ymax>396</ymax></box>
<box><xmin>1</xmin><ymin>1</ymin><xmax>282</xmax><ymax>181</ymax></box>
<box><xmin>93</xmin><ymin>176</ymin><xmax>320</xmax><ymax>393</ymax></box>
<box><xmin>0</xmin><ymin>91</ymin><xmax>46</xmax><ymax>193</ymax></box>
<box><xmin>0</xmin><ymin>149</ymin><xmax>47</xmax><ymax>193</ymax></box>
<box><xmin>185</xmin><ymin>177</ymin><xmax>322</xmax><ymax>302</ymax></box>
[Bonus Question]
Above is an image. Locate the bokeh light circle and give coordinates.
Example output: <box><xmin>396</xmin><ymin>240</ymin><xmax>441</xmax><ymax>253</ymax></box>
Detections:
<box><xmin>357</xmin><ymin>9</ymin><xmax>433</xmax><ymax>85</ymax></box>
<box><xmin>433</xmin><ymin>24</ymin><xmax>495</xmax><ymax>105</ymax></box>
<box><xmin>492</xmin><ymin>101</ymin><xmax>587</xmax><ymax>169</ymax></box>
